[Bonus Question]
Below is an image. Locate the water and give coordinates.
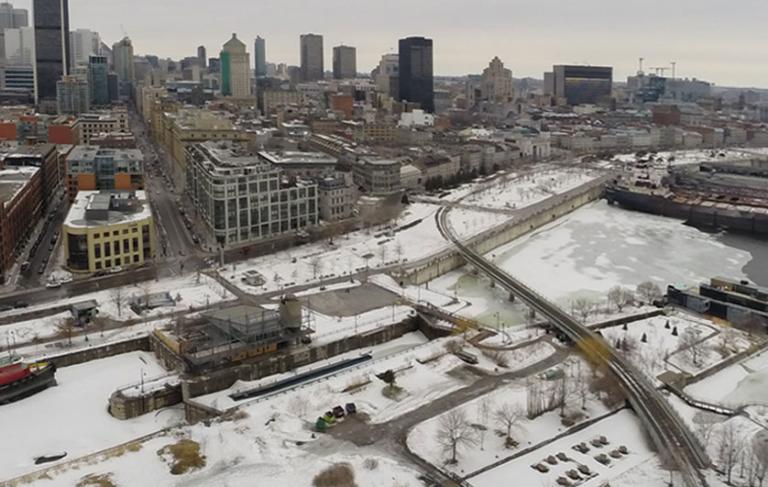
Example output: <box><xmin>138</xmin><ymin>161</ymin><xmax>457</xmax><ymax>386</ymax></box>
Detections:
<box><xmin>431</xmin><ymin>201</ymin><xmax>763</xmax><ymax>326</ymax></box>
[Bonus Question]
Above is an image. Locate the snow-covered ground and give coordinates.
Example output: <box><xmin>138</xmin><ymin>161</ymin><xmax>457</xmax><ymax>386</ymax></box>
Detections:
<box><xmin>601</xmin><ymin>312</ymin><xmax>753</xmax><ymax>381</ymax></box>
<box><xmin>686</xmin><ymin>346</ymin><xmax>768</xmax><ymax>408</ymax></box>
<box><xmin>462</xmin><ymin>168</ymin><xmax>601</xmax><ymax>211</ymax></box>
<box><xmin>224</xmin><ymin>202</ymin><xmax>451</xmax><ymax>295</ymax></box>
<box><xmin>0</xmin><ymin>351</ymin><xmax>183</xmax><ymax>481</ymax></box>
<box><xmin>613</xmin><ymin>148</ymin><xmax>757</xmax><ymax>167</ymax></box>
<box><xmin>465</xmin><ymin>409</ymin><xmax>653</xmax><ymax>487</ymax></box>
<box><xmin>408</xmin><ymin>362</ymin><xmax>612</xmax><ymax>476</ymax></box>
<box><xmin>0</xmin><ymin>274</ymin><xmax>235</xmax><ymax>342</ymax></box>
<box><xmin>448</xmin><ymin>207</ymin><xmax>511</xmax><ymax>240</ymax></box>
<box><xmin>29</xmin><ymin>411</ymin><xmax>423</xmax><ymax>487</ymax></box>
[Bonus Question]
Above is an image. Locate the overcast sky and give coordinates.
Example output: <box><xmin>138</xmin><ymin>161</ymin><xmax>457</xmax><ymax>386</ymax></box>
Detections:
<box><xmin>16</xmin><ymin>0</ymin><xmax>768</xmax><ymax>87</ymax></box>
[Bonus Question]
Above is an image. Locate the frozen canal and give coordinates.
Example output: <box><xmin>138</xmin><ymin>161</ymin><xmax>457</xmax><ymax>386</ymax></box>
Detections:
<box><xmin>431</xmin><ymin>201</ymin><xmax>759</xmax><ymax>327</ymax></box>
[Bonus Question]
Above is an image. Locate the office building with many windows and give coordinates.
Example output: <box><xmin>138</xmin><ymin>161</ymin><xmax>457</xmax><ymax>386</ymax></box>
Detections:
<box><xmin>398</xmin><ymin>37</ymin><xmax>434</xmax><ymax>112</ymax></box>
<box><xmin>65</xmin><ymin>146</ymin><xmax>144</xmax><ymax>201</ymax></box>
<box><xmin>33</xmin><ymin>0</ymin><xmax>71</xmax><ymax>106</ymax></box>
<box><xmin>186</xmin><ymin>141</ymin><xmax>318</xmax><ymax>247</ymax></box>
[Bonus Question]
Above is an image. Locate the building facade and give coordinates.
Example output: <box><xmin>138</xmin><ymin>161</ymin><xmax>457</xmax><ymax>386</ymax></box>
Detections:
<box><xmin>63</xmin><ymin>190</ymin><xmax>156</xmax><ymax>273</ymax></box>
<box><xmin>398</xmin><ymin>37</ymin><xmax>434</xmax><ymax>113</ymax></box>
<box><xmin>352</xmin><ymin>158</ymin><xmax>402</xmax><ymax>196</ymax></box>
<box><xmin>73</xmin><ymin>109</ymin><xmax>129</xmax><ymax>144</ymax></box>
<box><xmin>65</xmin><ymin>146</ymin><xmax>144</xmax><ymax>201</ymax></box>
<box><xmin>112</xmin><ymin>36</ymin><xmax>134</xmax><ymax>97</ymax></box>
<box><xmin>87</xmin><ymin>54</ymin><xmax>109</xmax><ymax>106</ymax></box>
<box><xmin>332</xmin><ymin>45</ymin><xmax>356</xmax><ymax>80</ymax></box>
<box><xmin>220</xmin><ymin>33</ymin><xmax>250</xmax><ymax>98</ymax></box>
<box><xmin>300</xmin><ymin>33</ymin><xmax>324</xmax><ymax>82</ymax></box>
<box><xmin>0</xmin><ymin>166</ymin><xmax>41</xmax><ymax>281</ymax></box>
<box><xmin>552</xmin><ymin>65</ymin><xmax>613</xmax><ymax>106</ymax></box>
<box><xmin>70</xmin><ymin>28</ymin><xmax>99</xmax><ymax>66</ymax></box>
<box><xmin>481</xmin><ymin>56</ymin><xmax>514</xmax><ymax>104</ymax></box>
<box><xmin>56</xmin><ymin>74</ymin><xmax>89</xmax><ymax>114</ymax></box>
<box><xmin>254</xmin><ymin>36</ymin><xmax>266</xmax><ymax>78</ymax></box>
<box><xmin>186</xmin><ymin>142</ymin><xmax>319</xmax><ymax>246</ymax></box>
<box><xmin>33</xmin><ymin>0</ymin><xmax>71</xmax><ymax>105</ymax></box>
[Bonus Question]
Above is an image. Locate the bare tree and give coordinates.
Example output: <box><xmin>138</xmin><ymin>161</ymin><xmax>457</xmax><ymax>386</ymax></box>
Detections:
<box><xmin>494</xmin><ymin>403</ymin><xmax>524</xmax><ymax>442</ymax></box>
<box><xmin>754</xmin><ymin>434</ymin><xmax>768</xmax><ymax>487</ymax></box>
<box><xmin>636</xmin><ymin>281</ymin><xmax>663</xmax><ymax>305</ymax></box>
<box><xmin>717</xmin><ymin>421</ymin><xmax>744</xmax><ymax>485</ymax></box>
<box><xmin>693</xmin><ymin>414</ymin><xmax>719</xmax><ymax>451</ymax></box>
<box><xmin>310</xmin><ymin>256</ymin><xmax>323</xmax><ymax>280</ymax></box>
<box><xmin>55</xmin><ymin>318</ymin><xmax>77</xmax><ymax>347</ymax></box>
<box><xmin>477</xmin><ymin>400</ymin><xmax>493</xmax><ymax>450</ymax></box>
<box><xmin>572</xmin><ymin>298</ymin><xmax>595</xmax><ymax>322</ymax></box>
<box><xmin>607</xmin><ymin>286</ymin><xmax>634</xmax><ymax>312</ymax></box>
<box><xmin>378</xmin><ymin>245</ymin><xmax>388</xmax><ymax>266</ymax></box>
<box><xmin>93</xmin><ymin>316</ymin><xmax>108</xmax><ymax>338</ymax></box>
<box><xmin>679</xmin><ymin>327</ymin><xmax>704</xmax><ymax>367</ymax></box>
<box><xmin>111</xmin><ymin>287</ymin><xmax>125</xmax><ymax>318</ymax></box>
<box><xmin>437</xmin><ymin>409</ymin><xmax>477</xmax><ymax>464</ymax></box>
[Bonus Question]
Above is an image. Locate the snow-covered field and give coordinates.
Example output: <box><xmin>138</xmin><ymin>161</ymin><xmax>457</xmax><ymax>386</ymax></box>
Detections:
<box><xmin>686</xmin><ymin>347</ymin><xmax>768</xmax><ymax>408</ymax></box>
<box><xmin>0</xmin><ymin>274</ymin><xmax>235</xmax><ymax>342</ymax></box>
<box><xmin>601</xmin><ymin>312</ymin><xmax>753</xmax><ymax>380</ymax></box>
<box><xmin>0</xmin><ymin>351</ymin><xmax>182</xmax><ymax>481</ymax></box>
<box><xmin>462</xmin><ymin>168</ymin><xmax>601</xmax><ymax>211</ymax></box>
<box><xmin>448</xmin><ymin>207</ymin><xmax>511</xmax><ymax>240</ymax></box>
<box><xmin>466</xmin><ymin>410</ymin><xmax>655</xmax><ymax>487</ymax></box>
<box><xmin>407</xmin><ymin>364</ymin><xmax>612</xmax><ymax>476</ymax></box>
<box><xmin>225</xmin><ymin>202</ymin><xmax>451</xmax><ymax>295</ymax></box>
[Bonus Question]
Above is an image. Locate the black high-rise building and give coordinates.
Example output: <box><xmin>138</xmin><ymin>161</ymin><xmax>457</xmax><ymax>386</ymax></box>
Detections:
<box><xmin>398</xmin><ymin>37</ymin><xmax>434</xmax><ymax>113</ymax></box>
<box><xmin>33</xmin><ymin>0</ymin><xmax>70</xmax><ymax>104</ymax></box>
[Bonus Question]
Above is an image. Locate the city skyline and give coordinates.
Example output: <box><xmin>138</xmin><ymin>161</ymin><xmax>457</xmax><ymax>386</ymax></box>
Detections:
<box><xmin>10</xmin><ymin>0</ymin><xmax>768</xmax><ymax>88</ymax></box>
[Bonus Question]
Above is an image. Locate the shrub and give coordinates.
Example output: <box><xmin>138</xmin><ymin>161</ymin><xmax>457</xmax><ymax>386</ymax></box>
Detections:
<box><xmin>313</xmin><ymin>463</ymin><xmax>358</xmax><ymax>487</ymax></box>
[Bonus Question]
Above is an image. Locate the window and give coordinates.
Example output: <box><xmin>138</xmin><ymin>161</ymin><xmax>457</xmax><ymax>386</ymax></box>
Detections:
<box><xmin>115</xmin><ymin>258</ymin><xmax>121</xmax><ymax>266</ymax></box>
<box><xmin>113</xmin><ymin>230</ymin><xmax>119</xmax><ymax>236</ymax></box>
<box><xmin>123</xmin><ymin>239</ymin><xmax>130</xmax><ymax>253</ymax></box>
<box><xmin>113</xmin><ymin>241</ymin><xmax>119</xmax><ymax>255</ymax></box>
<box><xmin>122</xmin><ymin>229</ymin><xmax>129</xmax><ymax>235</ymax></box>
<box><xmin>104</xmin><ymin>243</ymin><xmax>111</xmax><ymax>257</ymax></box>
<box><xmin>94</xmin><ymin>244</ymin><xmax>101</xmax><ymax>258</ymax></box>
<box><xmin>133</xmin><ymin>255</ymin><xmax>140</xmax><ymax>263</ymax></box>
<box><xmin>105</xmin><ymin>259</ymin><xmax>111</xmax><ymax>267</ymax></box>
<box><xmin>95</xmin><ymin>262</ymin><xmax>101</xmax><ymax>270</ymax></box>
<box><xmin>94</xmin><ymin>233</ymin><xmax>100</xmax><ymax>239</ymax></box>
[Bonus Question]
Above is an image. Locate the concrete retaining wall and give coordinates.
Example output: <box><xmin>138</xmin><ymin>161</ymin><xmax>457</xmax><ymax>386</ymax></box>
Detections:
<box><xmin>404</xmin><ymin>180</ymin><xmax>606</xmax><ymax>286</ymax></box>
<box><xmin>41</xmin><ymin>336</ymin><xmax>150</xmax><ymax>368</ymax></box>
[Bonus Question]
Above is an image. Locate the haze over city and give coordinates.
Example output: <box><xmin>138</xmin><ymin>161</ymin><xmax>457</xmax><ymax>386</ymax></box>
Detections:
<box><xmin>1</xmin><ymin>1</ymin><xmax>768</xmax><ymax>487</ymax></box>
<box><xmin>11</xmin><ymin>0</ymin><xmax>768</xmax><ymax>87</ymax></box>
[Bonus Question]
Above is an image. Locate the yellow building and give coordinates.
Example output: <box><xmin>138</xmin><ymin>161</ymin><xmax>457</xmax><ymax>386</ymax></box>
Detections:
<box><xmin>63</xmin><ymin>190</ymin><xmax>157</xmax><ymax>274</ymax></box>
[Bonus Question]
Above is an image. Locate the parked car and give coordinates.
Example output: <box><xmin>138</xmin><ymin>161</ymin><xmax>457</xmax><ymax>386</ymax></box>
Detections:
<box><xmin>109</xmin><ymin>266</ymin><xmax>123</xmax><ymax>274</ymax></box>
<box><xmin>13</xmin><ymin>301</ymin><xmax>29</xmax><ymax>309</ymax></box>
<box><xmin>46</xmin><ymin>281</ymin><xmax>61</xmax><ymax>289</ymax></box>
<box><xmin>20</xmin><ymin>261</ymin><xmax>30</xmax><ymax>271</ymax></box>
<box><xmin>38</xmin><ymin>264</ymin><xmax>45</xmax><ymax>274</ymax></box>
<box><xmin>0</xmin><ymin>304</ymin><xmax>13</xmax><ymax>312</ymax></box>
<box><xmin>344</xmin><ymin>403</ymin><xmax>357</xmax><ymax>415</ymax></box>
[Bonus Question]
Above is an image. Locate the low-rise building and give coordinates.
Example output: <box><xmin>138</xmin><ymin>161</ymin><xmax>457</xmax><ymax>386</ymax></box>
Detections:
<box><xmin>317</xmin><ymin>172</ymin><xmax>356</xmax><ymax>221</ymax></box>
<box><xmin>62</xmin><ymin>190</ymin><xmax>157</xmax><ymax>274</ymax></box>
<box><xmin>186</xmin><ymin>141</ymin><xmax>319</xmax><ymax>246</ymax></box>
<box><xmin>74</xmin><ymin>109</ymin><xmax>130</xmax><ymax>145</ymax></box>
<box><xmin>416</xmin><ymin>153</ymin><xmax>461</xmax><ymax>183</ymax></box>
<box><xmin>400</xmin><ymin>164</ymin><xmax>424</xmax><ymax>191</ymax></box>
<box><xmin>66</xmin><ymin>146</ymin><xmax>144</xmax><ymax>202</ymax></box>
<box><xmin>0</xmin><ymin>167</ymin><xmax>42</xmax><ymax>281</ymax></box>
<box><xmin>352</xmin><ymin>158</ymin><xmax>402</xmax><ymax>196</ymax></box>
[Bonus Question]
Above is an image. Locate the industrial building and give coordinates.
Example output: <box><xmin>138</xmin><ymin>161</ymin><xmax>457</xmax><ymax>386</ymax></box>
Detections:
<box><xmin>62</xmin><ymin>190</ymin><xmax>156</xmax><ymax>273</ymax></box>
<box><xmin>549</xmin><ymin>65</ymin><xmax>613</xmax><ymax>106</ymax></box>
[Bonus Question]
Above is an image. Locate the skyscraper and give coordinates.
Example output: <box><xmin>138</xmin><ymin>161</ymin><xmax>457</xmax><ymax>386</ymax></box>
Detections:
<box><xmin>374</xmin><ymin>53</ymin><xmax>399</xmax><ymax>98</ymax></box>
<box><xmin>33</xmin><ymin>0</ymin><xmax>70</xmax><ymax>105</ymax></box>
<box><xmin>332</xmin><ymin>45</ymin><xmax>356</xmax><ymax>80</ymax></box>
<box><xmin>197</xmin><ymin>45</ymin><xmax>206</xmax><ymax>69</ymax></box>
<box><xmin>0</xmin><ymin>2</ymin><xmax>28</xmax><ymax>64</ymax></box>
<box><xmin>220</xmin><ymin>33</ymin><xmax>250</xmax><ymax>97</ymax></box>
<box><xmin>480</xmin><ymin>56</ymin><xmax>514</xmax><ymax>104</ymax></box>
<box><xmin>300</xmin><ymin>34</ymin><xmax>323</xmax><ymax>82</ymax></box>
<box><xmin>112</xmin><ymin>37</ymin><xmax>135</xmax><ymax>82</ymax></box>
<box><xmin>254</xmin><ymin>36</ymin><xmax>266</xmax><ymax>78</ymax></box>
<box><xmin>70</xmin><ymin>28</ymin><xmax>100</xmax><ymax>66</ymax></box>
<box><xmin>398</xmin><ymin>36</ymin><xmax>434</xmax><ymax>113</ymax></box>
<box><xmin>87</xmin><ymin>54</ymin><xmax>108</xmax><ymax>106</ymax></box>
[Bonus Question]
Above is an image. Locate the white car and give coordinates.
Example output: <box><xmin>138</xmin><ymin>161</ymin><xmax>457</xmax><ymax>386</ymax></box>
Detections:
<box><xmin>109</xmin><ymin>266</ymin><xmax>123</xmax><ymax>274</ymax></box>
<box><xmin>46</xmin><ymin>281</ymin><xmax>61</xmax><ymax>289</ymax></box>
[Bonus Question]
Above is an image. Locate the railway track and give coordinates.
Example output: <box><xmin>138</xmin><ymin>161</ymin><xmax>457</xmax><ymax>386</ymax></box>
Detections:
<box><xmin>436</xmin><ymin>206</ymin><xmax>710</xmax><ymax>487</ymax></box>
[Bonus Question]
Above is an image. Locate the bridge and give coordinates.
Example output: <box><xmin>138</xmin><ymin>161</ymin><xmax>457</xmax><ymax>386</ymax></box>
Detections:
<box><xmin>436</xmin><ymin>206</ymin><xmax>710</xmax><ymax>487</ymax></box>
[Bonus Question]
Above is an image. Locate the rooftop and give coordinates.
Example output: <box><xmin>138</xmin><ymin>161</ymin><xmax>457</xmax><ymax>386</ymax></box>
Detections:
<box><xmin>0</xmin><ymin>166</ymin><xmax>38</xmax><ymax>206</ymax></box>
<box><xmin>67</xmin><ymin>146</ymin><xmax>143</xmax><ymax>162</ymax></box>
<box><xmin>258</xmin><ymin>151</ymin><xmax>337</xmax><ymax>166</ymax></box>
<box><xmin>64</xmin><ymin>190</ymin><xmax>152</xmax><ymax>229</ymax></box>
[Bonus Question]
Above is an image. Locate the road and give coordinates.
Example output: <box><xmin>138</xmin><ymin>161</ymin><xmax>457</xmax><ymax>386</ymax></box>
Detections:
<box><xmin>436</xmin><ymin>206</ymin><xmax>710</xmax><ymax>487</ymax></box>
